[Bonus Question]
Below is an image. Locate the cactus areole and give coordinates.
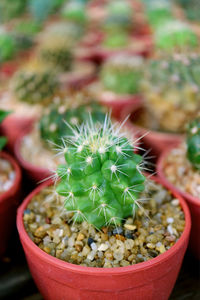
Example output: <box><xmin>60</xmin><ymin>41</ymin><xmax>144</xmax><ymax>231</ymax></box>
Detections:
<box><xmin>187</xmin><ymin>118</ymin><xmax>200</xmax><ymax>170</ymax></box>
<box><xmin>56</xmin><ymin>117</ymin><xmax>145</xmax><ymax>229</ymax></box>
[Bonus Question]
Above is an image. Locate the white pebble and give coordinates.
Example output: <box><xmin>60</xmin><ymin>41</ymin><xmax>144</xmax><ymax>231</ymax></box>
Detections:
<box><xmin>98</xmin><ymin>243</ymin><xmax>109</xmax><ymax>252</ymax></box>
<box><xmin>59</xmin><ymin>229</ymin><xmax>64</xmax><ymax>237</ymax></box>
<box><xmin>35</xmin><ymin>215</ymin><xmax>41</xmax><ymax>223</ymax></box>
<box><xmin>167</xmin><ymin>225</ymin><xmax>174</xmax><ymax>235</ymax></box>
<box><xmin>167</xmin><ymin>217</ymin><xmax>174</xmax><ymax>224</ymax></box>
<box><xmin>171</xmin><ymin>199</ymin><xmax>179</xmax><ymax>206</ymax></box>
<box><xmin>156</xmin><ymin>242</ymin><xmax>162</xmax><ymax>248</ymax></box>
<box><xmin>87</xmin><ymin>250</ymin><xmax>96</xmax><ymax>261</ymax></box>
<box><xmin>91</xmin><ymin>242</ymin><xmax>97</xmax><ymax>251</ymax></box>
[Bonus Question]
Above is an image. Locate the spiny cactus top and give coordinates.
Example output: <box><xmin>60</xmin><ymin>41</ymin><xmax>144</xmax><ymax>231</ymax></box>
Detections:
<box><xmin>155</xmin><ymin>20</ymin><xmax>198</xmax><ymax>50</ymax></box>
<box><xmin>61</xmin><ymin>1</ymin><xmax>87</xmax><ymax>24</ymax></box>
<box><xmin>15</xmin><ymin>20</ymin><xmax>42</xmax><ymax>36</ymax></box>
<box><xmin>12</xmin><ymin>62</ymin><xmax>58</xmax><ymax>104</ymax></box>
<box><xmin>100</xmin><ymin>54</ymin><xmax>144</xmax><ymax>94</ymax></box>
<box><xmin>186</xmin><ymin>117</ymin><xmax>200</xmax><ymax>170</ymax></box>
<box><xmin>40</xmin><ymin>96</ymin><xmax>107</xmax><ymax>146</ymax></box>
<box><xmin>56</xmin><ymin>116</ymin><xmax>145</xmax><ymax>229</ymax></box>
<box><xmin>0</xmin><ymin>31</ymin><xmax>16</xmax><ymax>62</ymax></box>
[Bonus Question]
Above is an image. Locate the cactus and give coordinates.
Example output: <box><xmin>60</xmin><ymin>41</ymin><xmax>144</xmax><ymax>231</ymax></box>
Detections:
<box><xmin>100</xmin><ymin>54</ymin><xmax>144</xmax><ymax>94</ymax></box>
<box><xmin>141</xmin><ymin>53</ymin><xmax>200</xmax><ymax>133</ymax></box>
<box><xmin>56</xmin><ymin>115</ymin><xmax>146</xmax><ymax>229</ymax></box>
<box><xmin>38</xmin><ymin>38</ymin><xmax>74</xmax><ymax>72</ymax></box>
<box><xmin>143</xmin><ymin>0</ymin><xmax>173</xmax><ymax>28</ymax></box>
<box><xmin>0</xmin><ymin>32</ymin><xmax>16</xmax><ymax>62</ymax></box>
<box><xmin>0</xmin><ymin>110</ymin><xmax>10</xmax><ymax>150</ymax></box>
<box><xmin>15</xmin><ymin>20</ymin><xmax>42</xmax><ymax>36</ymax></box>
<box><xmin>12</xmin><ymin>33</ymin><xmax>34</xmax><ymax>51</ymax></box>
<box><xmin>0</xmin><ymin>0</ymin><xmax>26</xmax><ymax>22</ymax></box>
<box><xmin>186</xmin><ymin>117</ymin><xmax>200</xmax><ymax>170</ymax></box>
<box><xmin>61</xmin><ymin>1</ymin><xmax>87</xmax><ymax>24</ymax></box>
<box><xmin>103</xmin><ymin>31</ymin><xmax>129</xmax><ymax>49</ymax></box>
<box><xmin>155</xmin><ymin>20</ymin><xmax>198</xmax><ymax>50</ymax></box>
<box><xmin>40</xmin><ymin>96</ymin><xmax>107</xmax><ymax>146</ymax></box>
<box><xmin>12</xmin><ymin>62</ymin><xmax>58</xmax><ymax>104</ymax></box>
<box><xmin>176</xmin><ymin>0</ymin><xmax>200</xmax><ymax>21</ymax></box>
<box><xmin>28</xmin><ymin>0</ymin><xmax>55</xmax><ymax>22</ymax></box>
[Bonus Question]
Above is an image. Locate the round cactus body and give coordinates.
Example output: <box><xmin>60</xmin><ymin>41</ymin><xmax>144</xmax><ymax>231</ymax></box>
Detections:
<box><xmin>40</xmin><ymin>99</ymin><xmax>107</xmax><ymax>146</ymax></box>
<box><xmin>144</xmin><ymin>0</ymin><xmax>173</xmax><ymax>28</ymax></box>
<box><xmin>187</xmin><ymin>118</ymin><xmax>200</xmax><ymax>170</ymax></box>
<box><xmin>177</xmin><ymin>0</ymin><xmax>200</xmax><ymax>21</ymax></box>
<box><xmin>155</xmin><ymin>20</ymin><xmax>198</xmax><ymax>51</ymax></box>
<box><xmin>56</xmin><ymin>116</ymin><xmax>145</xmax><ymax>229</ymax></box>
<box><xmin>100</xmin><ymin>54</ymin><xmax>144</xmax><ymax>94</ymax></box>
<box><xmin>103</xmin><ymin>31</ymin><xmax>129</xmax><ymax>49</ymax></box>
<box><xmin>15</xmin><ymin>20</ymin><xmax>42</xmax><ymax>36</ymax></box>
<box><xmin>0</xmin><ymin>0</ymin><xmax>26</xmax><ymax>22</ymax></box>
<box><xmin>141</xmin><ymin>53</ymin><xmax>200</xmax><ymax>133</ymax></box>
<box><xmin>0</xmin><ymin>33</ymin><xmax>16</xmax><ymax>62</ymax></box>
<box><xmin>12</xmin><ymin>63</ymin><xmax>58</xmax><ymax>104</ymax></box>
<box><xmin>61</xmin><ymin>1</ymin><xmax>87</xmax><ymax>24</ymax></box>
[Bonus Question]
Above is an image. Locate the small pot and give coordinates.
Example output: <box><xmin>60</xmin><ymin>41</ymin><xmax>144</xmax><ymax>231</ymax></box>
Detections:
<box><xmin>17</xmin><ymin>176</ymin><xmax>191</xmax><ymax>300</ymax></box>
<box><xmin>99</xmin><ymin>92</ymin><xmax>142</xmax><ymax>119</ymax></box>
<box><xmin>1</xmin><ymin>114</ymin><xmax>35</xmax><ymax>154</ymax></box>
<box><xmin>14</xmin><ymin>133</ymin><xmax>52</xmax><ymax>184</ymax></box>
<box><xmin>121</xmin><ymin>105</ymin><xmax>184</xmax><ymax>160</ymax></box>
<box><xmin>0</xmin><ymin>151</ymin><xmax>21</xmax><ymax>256</ymax></box>
<box><xmin>157</xmin><ymin>146</ymin><xmax>200</xmax><ymax>260</ymax></box>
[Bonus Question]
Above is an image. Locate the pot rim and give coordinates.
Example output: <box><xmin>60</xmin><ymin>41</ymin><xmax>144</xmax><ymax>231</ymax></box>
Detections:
<box><xmin>157</xmin><ymin>144</ymin><xmax>200</xmax><ymax>207</ymax></box>
<box><xmin>0</xmin><ymin>151</ymin><xmax>21</xmax><ymax>204</ymax></box>
<box><xmin>17</xmin><ymin>175</ymin><xmax>191</xmax><ymax>275</ymax></box>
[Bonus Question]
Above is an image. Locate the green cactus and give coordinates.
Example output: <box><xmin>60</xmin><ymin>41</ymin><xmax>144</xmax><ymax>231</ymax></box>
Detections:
<box><xmin>40</xmin><ymin>98</ymin><xmax>107</xmax><ymax>146</ymax></box>
<box><xmin>103</xmin><ymin>31</ymin><xmax>129</xmax><ymax>49</ymax></box>
<box><xmin>141</xmin><ymin>53</ymin><xmax>200</xmax><ymax>133</ymax></box>
<box><xmin>12</xmin><ymin>33</ymin><xmax>34</xmax><ymax>52</ymax></box>
<box><xmin>0</xmin><ymin>0</ymin><xmax>26</xmax><ymax>23</ymax></box>
<box><xmin>0</xmin><ymin>32</ymin><xmax>17</xmax><ymax>63</ymax></box>
<box><xmin>100</xmin><ymin>54</ymin><xmax>144</xmax><ymax>94</ymax></box>
<box><xmin>143</xmin><ymin>0</ymin><xmax>173</xmax><ymax>28</ymax></box>
<box><xmin>176</xmin><ymin>0</ymin><xmax>200</xmax><ymax>21</ymax></box>
<box><xmin>15</xmin><ymin>20</ymin><xmax>42</xmax><ymax>37</ymax></box>
<box><xmin>186</xmin><ymin>117</ymin><xmax>200</xmax><ymax>170</ymax></box>
<box><xmin>155</xmin><ymin>20</ymin><xmax>198</xmax><ymax>50</ymax></box>
<box><xmin>56</xmin><ymin>116</ymin><xmax>145</xmax><ymax>229</ymax></box>
<box><xmin>0</xmin><ymin>110</ymin><xmax>10</xmax><ymax>150</ymax></box>
<box><xmin>61</xmin><ymin>1</ymin><xmax>87</xmax><ymax>24</ymax></box>
<box><xmin>12</xmin><ymin>63</ymin><xmax>58</xmax><ymax>104</ymax></box>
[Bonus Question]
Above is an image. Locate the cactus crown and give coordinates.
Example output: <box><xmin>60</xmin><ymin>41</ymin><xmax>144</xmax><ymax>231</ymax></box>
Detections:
<box><xmin>177</xmin><ymin>0</ymin><xmax>200</xmax><ymax>21</ymax></box>
<box><xmin>144</xmin><ymin>0</ymin><xmax>173</xmax><ymax>28</ymax></box>
<box><xmin>0</xmin><ymin>0</ymin><xmax>26</xmax><ymax>22</ymax></box>
<box><xmin>155</xmin><ymin>20</ymin><xmax>198</xmax><ymax>50</ymax></box>
<box><xmin>100</xmin><ymin>54</ymin><xmax>144</xmax><ymax>94</ymax></box>
<box><xmin>40</xmin><ymin>94</ymin><xmax>107</xmax><ymax>146</ymax></box>
<box><xmin>0</xmin><ymin>31</ymin><xmax>16</xmax><ymax>62</ymax></box>
<box><xmin>61</xmin><ymin>1</ymin><xmax>87</xmax><ymax>24</ymax></box>
<box><xmin>56</xmin><ymin>116</ymin><xmax>146</xmax><ymax>229</ymax></box>
<box><xmin>143</xmin><ymin>53</ymin><xmax>200</xmax><ymax>91</ymax></box>
<box><xmin>186</xmin><ymin>117</ymin><xmax>200</xmax><ymax>170</ymax></box>
<box><xmin>12</xmin><ymin>61</ymin><xmax>58</xmax><ymax>104</ymax></box>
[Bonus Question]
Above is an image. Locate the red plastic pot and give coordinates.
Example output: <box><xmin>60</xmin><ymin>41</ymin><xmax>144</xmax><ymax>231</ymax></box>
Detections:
<box><xmin>1</xmin><ymin>114</ymin><xmax>35</xmax><ymax>154</ymax></box>
<box><xmin>14</xmin><ymin>133</ymin><xmax>52</xmax><ymax>184</ymax></box>
<box><xmin>121</xmin><ymin>105</ymin><xmax>184</xmax><ymax>160</ymax></box>
<box><xmin>157</xmin><ymin>146</ymin><xmax>200</xmax><ymax>260</ymax></box>
<box><xmin>17</xmin><ymin>176</ymin><xmax>191</xmax><ymax>300</ymax></box>
<box><xmin>0</xmin><ymin>151</ymin><xmax>21</xmax><ymax>256</ymax></box>
<box><xmin>99</xmin><ymin>92</ymin><xmax>142</xmax><ymax>119</ymax></box>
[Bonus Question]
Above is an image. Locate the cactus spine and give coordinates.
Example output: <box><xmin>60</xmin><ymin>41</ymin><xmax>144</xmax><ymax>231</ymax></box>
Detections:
<box><xmin>56</xmin><ymin>116</ymin><xmax>145</xmax><ymax>229</ymax></box>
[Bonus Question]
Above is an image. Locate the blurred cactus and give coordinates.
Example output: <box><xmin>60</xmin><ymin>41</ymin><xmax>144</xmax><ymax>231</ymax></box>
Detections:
<box><xmin>186</xmin><ymin>117</ymin><xmax>200</xmax><ymax>170</ymax></box>
<box><xmin>0</xmin><ymin>0</ymin><xmax>26</xmax><ymax>22</ymax></box>
<box><xmin>12</xmin><ymin>62</ymin><xmax>58</xmax><ymax>104</ymax></box>
<box><xmin>155</xmin><ymin>20</ymin><xmax>198</xmax><ymax>51</ymax></box>
<box><xmin>0</xmin><ymin>110</ymin><xmax>10</xmax><ymax>150</ymax></box>
<box><xmin>15</xmin><ymin>20</ymin><xmax>42</xmax><ymax>36</ymax></box>
<box><xmin>56</xmin><ymin>116</ymin><xmax>145</xmax><ymax>229</ymax></box>
<box><xmin>40</xmin><ymin>95</ymin><xmax>106</xmax><ymax>146</ymax></box>
<box><xmin>176</xmin><ymin>0</ymin><xmax>200</xmax><ymax>21</ymax></box>
<box><xmin>61</xmin><ymin>1</ymin><xmax>87</xmax><ymax>24</ymax></box>
<box><xmin>0</xmin><ymin>32</ymin><xmax>16</xmax><ymax>62</ymax></box>
<box><xmin>28</xmin><ymin>0</ymin><xmax>60</xmax><ymax>22</ymax></box>
<box><xmin>100</xmin><ymin>54</ymin><xmax>144</xmax><ymax>94</ymax></box>
<box><xmin>141</xmin><ymin>53</ymin><xmax>200</xmax><ymax>133</ymax></box>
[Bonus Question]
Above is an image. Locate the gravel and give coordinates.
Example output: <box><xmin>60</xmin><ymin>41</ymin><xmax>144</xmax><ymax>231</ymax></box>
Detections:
<box><xmin>162</xmin><ymin>143</ymin><xmax>200</xmax><ymax>198</ymax></box>
<box><xmin>0</xmin><ymin>158</ymin><xmax>15</xmax><ymax>195</ymax></box>
<box><xmin>23</xmin><ymin>180</ymin><xmax>185</xmax><ymax>268</ymax></box>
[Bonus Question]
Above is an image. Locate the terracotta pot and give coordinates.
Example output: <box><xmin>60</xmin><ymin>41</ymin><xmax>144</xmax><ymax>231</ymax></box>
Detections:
<box><xmin>17</xmin><ymin>176</ymin><xmax>191</xmax><ymax>300</ymax></box>
<box><xmin>14</xmin><ymin>134</ymin><xmax>52</xmax><ymax>184</ymax></box>
<box><xmin>0</xmin><ymin>151</ymin><xmax>21</xmax><ymax>256</ymax></box>
<box><xmin>157</xmin><ymin>147</ymin><xmax>200</xmax><ymax>260</ymax></box>
<box><xmin>121</xmin><ymin>105</ymin><xmax>184</xmax><ymax>160</ymax></box>
<box><xmin>1</xmin><ymin>115</ymin><xmax>35</xmax><ymax>154</ymax></box>
<box><xmin>99</xmin><ymin>92</ymin><xmax>142</xmax><ymax>119</ymax></box>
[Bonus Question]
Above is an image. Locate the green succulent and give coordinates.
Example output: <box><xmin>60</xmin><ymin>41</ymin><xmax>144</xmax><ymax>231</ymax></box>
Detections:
<box><xmin>186</xmin><ymin>117</ymin><xmax>200</xmax><ymax>170</ymax></box>
<box><xmin>61</xmin><ymin>1</ymin><xmax>87</xmax><ymax>24</ymax></box>
<box><xmin>15</xmin><ymin>20</ymin><xmax>42</xmax><ymax>36</ymax></box>
<box><xmin>0</xmin><ymin>0</ymin><xmax>26</xmax><ymax>22</ymax></box>
<box><xmin>28</xmin><ymin>0</ymin><xmax>57</xmax><ymax>22</ymax></box>
<box><xmin>0</xmin><ymin>33</ymin><xmax>16</xmax><ymax>62</ymax></box>
<box><xmin>141</xmin><ymin>53</ymin><xmax>200</xmax><ymax>133</ymax></box>
<box><xmin>0</xmin><ymin>110</ymin><xmax>10</xmax><ymax>150</ymax></box>
<box><xmin>176</xmin><ymin>0</ymin><xmax>200</xmax><ymax>21</ymax></box>
<box><xmin>12</xmin><ymin>33</ymin><xmax>34</xmax><ymax>51</ymax></box>
<box><xmin>100</xmin><ymin>54</ymin><xmax>144</xmax><ymax>94</ymax></box>
<box><xmin>56</xmin><ymin>116</ymin><xmax>145</xmax><ymax>229</ymax></box>
<box><xmin>155</xmin><ymin>20</ymin><xmax>198</xmax><ymax>50</ymax></box>
<box><xmin>12</xmin><ymin>64</ymin><xmax>58</xmax><ymax>104</ymax></box>
<box><xmin>103</xmin><ymin>31</ymin><xmax>129</xmax><ymax>49</ymax></box>
<box><xmin>40</xmin><ymin>100</ymin><xmax>107</xmax><ymax>146</ymax></box>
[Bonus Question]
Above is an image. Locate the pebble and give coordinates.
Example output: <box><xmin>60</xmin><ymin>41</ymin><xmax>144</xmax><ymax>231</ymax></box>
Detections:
<box><xmin>91</xmin><ymin>242</ymin><xmax>97</xmax><ymax>251</ymax></box>
<box><xmin>113</xmin><ymin>227</ymin><xmax>123</xmax><ymax>235</ymax></box>
<box><xmin>124</xmin><ymin>224</ymin><xmax>136</xmax><ymax>231</ymax></box>
<box><xmin>87</xmin><ymin>237</ymin><xmax>94</xmax><ymax>246</ymax></box>
<box><xmin>167</xmin><ymin>217</ymin><xmax>174</xmax><ymax>224</ymax></box>
<box><xmin>77</xmin><ymin>233</ymin><xmax>85</xmax><ymax>241</ymax></box>
<box><xmin>98</xmin><ymin>243</ymin><xmax>109</xmax><ymax>252</ymax></box>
